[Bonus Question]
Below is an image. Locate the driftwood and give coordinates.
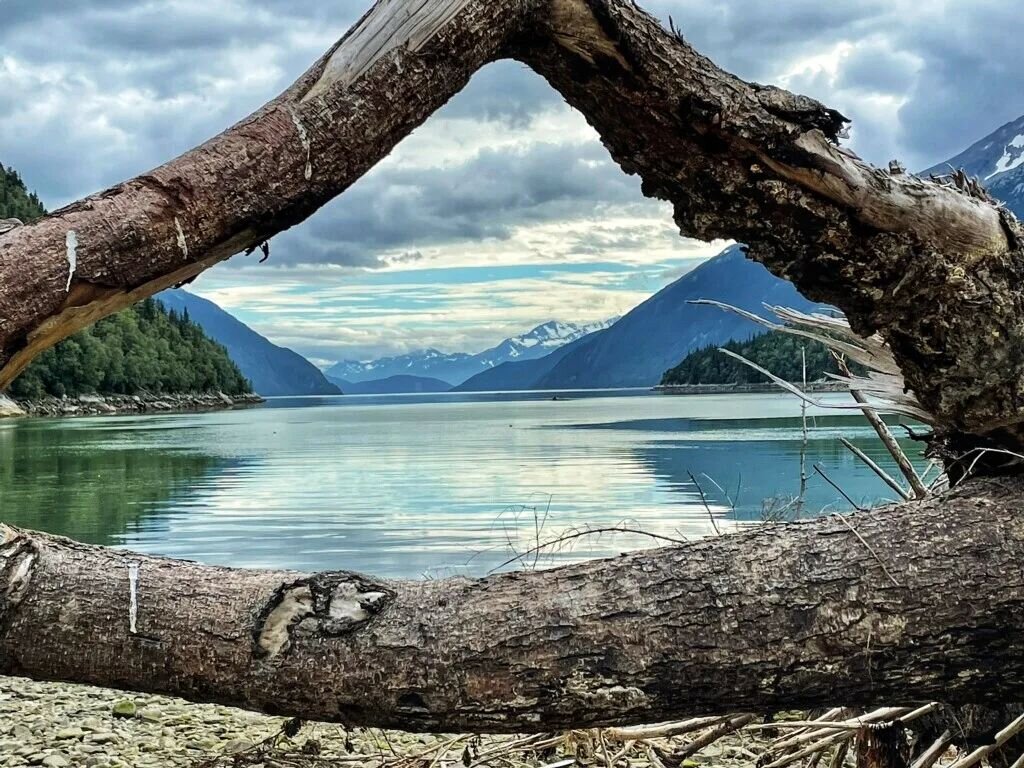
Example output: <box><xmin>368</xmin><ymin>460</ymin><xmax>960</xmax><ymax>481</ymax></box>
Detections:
<box><xmin>1</xmin><ymin>0</ymin><xmax>1024</xmax><ymax>737</ymax></box>
<box><xmin>3</xmin><ymin>478</ymin><xmax>1024</xmax><ymax>732</ymax></box>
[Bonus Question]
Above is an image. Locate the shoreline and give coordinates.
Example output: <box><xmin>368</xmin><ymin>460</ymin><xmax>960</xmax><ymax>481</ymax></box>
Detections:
<box><xmin>653</xmin><ymin>381</ymin><xmax>847</xmax><ymax>395</ymax></box>
<box><xmin>0</xmin><ymin>392</ymin><xmax>264</xmax><ymax>419</ymax></box>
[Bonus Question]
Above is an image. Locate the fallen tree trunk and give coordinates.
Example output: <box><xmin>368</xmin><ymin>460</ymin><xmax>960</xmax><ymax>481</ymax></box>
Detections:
<box><xmin>3</xmin><ymin>480</ymin><xmax>1024</xmax><ymax>732</ymax></box>
<box><xmin>3</xmin><ymin>0</ymin><xmax>1024</xmax><ymax>734</ymax></box>
<box><xmin>0</xmin><ymin>0</ymin><xmax>542</xmax><ymax>389</ymax></box>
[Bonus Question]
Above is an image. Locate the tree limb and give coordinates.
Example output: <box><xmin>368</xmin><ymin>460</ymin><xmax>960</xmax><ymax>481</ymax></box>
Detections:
<box><xmin>0</xmin><ymin>0</ymin><xmax>541</xmax><ymax>389</ymax></box>
<box><xmin>3</xmin><ymin>0</ymin><xmax>1024</xmax><ymax>456</ymax></box>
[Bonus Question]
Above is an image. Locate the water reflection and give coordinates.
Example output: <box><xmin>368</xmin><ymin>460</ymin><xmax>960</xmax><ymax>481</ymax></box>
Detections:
<box><xmin>0</xmin><ymin>392</ymin><xmax>927</xmax><ymax>577</ymax></box>
<box><xmin>0</xmin><ymin>418</ymin><xmax>233</xmax><ymax>546</ymax></box>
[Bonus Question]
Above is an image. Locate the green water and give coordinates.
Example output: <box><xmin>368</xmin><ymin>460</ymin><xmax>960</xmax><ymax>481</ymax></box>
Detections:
<box><xmin>0</xmin><ymin>390</ymin><xmax>925</xmax><ymax>578</ymax></box>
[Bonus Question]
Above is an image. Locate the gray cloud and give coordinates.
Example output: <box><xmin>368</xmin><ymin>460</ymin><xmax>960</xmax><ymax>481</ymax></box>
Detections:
<box><xmin>266</xmin><ymin>138</ymin><xmax>645</xmax><ymax>267</ymax></box>
<box><xmin>2</xmin><ymin>0</ymin><xmax>1023</xmax><ymax>237</ymax></box>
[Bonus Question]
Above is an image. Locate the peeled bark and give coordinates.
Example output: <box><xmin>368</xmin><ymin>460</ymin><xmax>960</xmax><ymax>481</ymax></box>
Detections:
<box><xmin>3</xmin><ymin>480</ymin><xmax>1024</xmax><ymax>732</ymax></box>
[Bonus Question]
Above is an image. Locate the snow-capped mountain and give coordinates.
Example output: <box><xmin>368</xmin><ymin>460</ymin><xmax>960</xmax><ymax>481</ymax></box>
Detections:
<box><xmin>325</xmin><ymin>319</ymin><xmax>615</xmax><ymax>386</ymax></box>
<box><xmin>475</xmin><ymin>319</ymin><xmax>618</xmax><ymax>368</ymax></box>
<box><xmin>923</xmin><ymin>114</ymin><xmax>1024</xmax><ymax>217</ymax></box>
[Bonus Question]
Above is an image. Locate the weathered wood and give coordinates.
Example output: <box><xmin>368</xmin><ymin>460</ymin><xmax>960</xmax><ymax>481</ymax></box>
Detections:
<box><xmin>0</xmin><ymin>0</ymin><xmax>540</xmax><ymax>389</ymax></box>
<box><xmin>3</xmin><ymin>0</ymin><xmax>1024</xmax><ymax>460</ymax></box>
<box><xmin>3</xmin><ymin>479</ymin><xmax>1024</xmax><ymax>732</ymax></box>
<box><xmin>3</xmin><ymin>0</ymin><xmax>1024</xmax><ymax>732</ymax></box>
<box><xmin>516</xmin><ymin>0</ymin><xmax>1024</xmax><ymax>455</ymax></box>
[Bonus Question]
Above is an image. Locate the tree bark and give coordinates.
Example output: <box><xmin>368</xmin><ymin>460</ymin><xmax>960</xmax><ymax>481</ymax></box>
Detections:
<box><xmin>0</xmin><ymin>0</ymin><xmax>541</xmax><ymax>389</ymax></box>
<box><xmin>514</xmin><ymin>0</ymin><xmax>1024</xmax><ymax>454</ymax></box>
<box><xmin>3</xmin><ymin>479</ymin><xmax>1024</xmax><ymax>733</ymax></box>
<box><xmin>2</xmin><ymin>0</ymin><xmax>1023</xmax><ymax>456</ymax></box>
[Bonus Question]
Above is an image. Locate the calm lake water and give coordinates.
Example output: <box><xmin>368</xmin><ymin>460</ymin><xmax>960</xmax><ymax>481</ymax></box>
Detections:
<box><xmin>0</xmin><ymin>390</ymin><xmax>925</xmax><ymax>578</ymax></box>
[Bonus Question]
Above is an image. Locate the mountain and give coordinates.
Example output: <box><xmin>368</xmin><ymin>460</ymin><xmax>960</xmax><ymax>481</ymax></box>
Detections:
<box><xmin>327</xmin><ymin>375</ymin><xmax>451</xmax><ymax>395</ymax></box>
<box><xmin>922</xmin><ymin>114</ymin><xmax>1024</xmax><ymax>216</ymax></box>
<box><xmin>327</xmin><ymin>319</ymin><xmax>614</xmax><ymax>386</ymax></box>
<box><xmin>327</xmin><ymin>349</ymin><xmax>476</xmax><ymax>387</ymax></box>
<box><xmin>157</xmin><ymin>289</ymin><xmax>341</xmax><ymax>397</ymax></box>
<box><xmin>453</xmin><ymin>328</ymin><xmax>607</xmax><ymax>391</ymax></box>
<box><xmin>531</xmin><ymin>244</ymin><xmax>821</xmax><ymax>389</ymax></box>
<box><xmin>473</xmin><ymin>319</ymin><xmax>617</xmax><ymax>369</ymax></box>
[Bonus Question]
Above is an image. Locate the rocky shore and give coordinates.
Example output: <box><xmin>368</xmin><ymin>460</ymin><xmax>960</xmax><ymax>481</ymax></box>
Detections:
<box><xmin>653</xmin><ymin>381</ymin><xmax>847</xmax><ymax>395</ymax></box>
<box><xmin>0</xmin><ymin>676</ymin><xmax>763</xmax><ymax>768</ymax></box>
<box><xmin>0</xmin><ymin>392</ymin><xmax>264</xmax><ymax>419</ymax></box>
<box><xmin>0</xmin><ymin>675</ymin><xmax>362</xmax><ymax>767</ymax></box>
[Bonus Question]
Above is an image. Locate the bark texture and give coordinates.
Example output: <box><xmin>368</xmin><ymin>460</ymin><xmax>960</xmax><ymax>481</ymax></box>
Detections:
<box><xmin>0</xmin><ymin>0</ymin><xmax>539</xmax><ymax>388</ymax></box>
<box><xmin>517</xmin><ymin>0</ymin><xmax>1024</xmax><ymax>453</ymax></box>
<box><xmin>1</xmin><ymin>0</ymin><xmax>1023</xmax><ymax>456</ymax></box>
<box><xmin>3</xmin><ymin>480</ymin><xmax>1024</xmax><ymax>733</ymax></box>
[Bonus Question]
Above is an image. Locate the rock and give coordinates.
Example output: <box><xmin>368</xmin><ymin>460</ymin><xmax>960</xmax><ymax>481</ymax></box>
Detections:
<box><xmin>0</xmin><ymin>394</ymin><xmax>25</xmax><ymax>418</ymax></box>
<box><xmin>111</xmin><ymin>699</ymin><xmax>137</xmax><ymax>718</ymax></box>
<box><xmin>137</xmin><ymin>707</ymin><xmax>162</xmax><ymax>722</ymax></box>
<box><xmin>54</xmin><ymin>727</ymin><xmax>85</xmax><ymax>740</ymax></box>
<box><xmin>42</xmin><ymin>755</ymin><xmax>71</xmax><ymax>767</ymax></box>
<box><xmin>224</xmin><ymin>738</ymin><xmax>255</xmax><ymax>754</ymax></box>
<box><xmin>88</xmin><ymin>733</ymin><xmax>118</xmax><ymax>744</ymax></box>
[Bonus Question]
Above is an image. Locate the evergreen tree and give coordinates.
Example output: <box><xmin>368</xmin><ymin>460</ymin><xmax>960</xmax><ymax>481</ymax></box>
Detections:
<box><xmin>661</xmin><ymin>330</ymin><xmax>856</xmax><ymax>385</ymax></box>
<box><xmin>2</xmin><ymin>164</ymin><xmax>252</xmax><ymax>398</ymax></box>
<box><xmin>0</xmin><ymin>163</ymin><xmax>46</xmax><ymax>223</ymax></box>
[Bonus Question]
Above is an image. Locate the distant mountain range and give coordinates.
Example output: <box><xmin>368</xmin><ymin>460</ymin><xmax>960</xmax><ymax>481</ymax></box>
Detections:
<box><xmin>923</xmin><ymin>113</ymin><xmax>1024</xmax><ymax>217</ymax></box>
<box><xmin>329</xmin><ymin>375</ymin><xmax>452</xmax><ymax>395</ymax></box>
<box><xmin>458</xmin><ymin>245</ymin><xmax>821</xmax><ymax>390</ymax></box>
<box><xmin>326</xmin><ymin>319</ymin><xmax>615</xmax><ymax>386</ymax></box>
<box><xmin>452</xmin><ymin>330</ymin><xmax>602</xmax><ymax>392</ymax></box>
<box><xmin>157</xmin><ymin>289</ymin><xmax>341</xmax><ymax>397</ymax></box>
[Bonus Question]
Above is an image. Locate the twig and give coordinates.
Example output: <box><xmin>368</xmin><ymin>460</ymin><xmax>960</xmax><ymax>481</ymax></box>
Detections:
<box><xmin>488</xmin><ymin>526</ymin><xmax>688</xmax><ymax>574</ymax></box>
<box><xmin>838</xmin><ymin>437</ymin><xmax>911</xmax><ymax>501</ymax></box>
<box><xmin>604</xmin><ymin>717</ymin><xmax>727</xmax><ymax>741</ymax></box>
<box><xmin>828</xmin><ymin>740</ymin><xmax>850</xmax><ymax>768</ymax></box>
<box><xmin>759</xmin><ymin>706</ymin><xmax>924</xmax><ymax>760</ymax></box>
<box><xmin>832</xmin><ymin>512</ymin><xmax>903</xmax><ymax>587</ymax></box>
<box><xmin>700</xmin><ymin>473</ymin><xmax>738</xmax><ymax>513</ymax></box>
<box><xmin>945</xmin><ymin>713</ymin><xmax>1024</xmax><ymax>768</ymax></box>
<box><xmin>835</xmin><ymin>356</ymin><xmax>927</xmax><ymax>498</ymax></box>
<box><xmin>687</xmin><ymin>471</ymin><xmax>722</xmax><ymax>535</ymax></box>
<box><xmin>798</xmin><ymin>345</ymin><xmax>809</xmax><ymax>517</ymax></box>
<box><xmin>813</xmin><ymin>465</ymin><xmax>867</xmax><ymax>512</ymax></box>
<box><xmin>672</xmin><ymin>714</ymin><xmax>756</xmax><ymax>761</ymax></box>
<box><xmin>910</xmin><ymin>729</ymin><xmax>952</xmax><ymax>768</ymax></box>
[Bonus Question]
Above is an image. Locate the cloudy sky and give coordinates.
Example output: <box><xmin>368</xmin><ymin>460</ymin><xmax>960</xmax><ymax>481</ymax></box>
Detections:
<box><xmin>3</xmin><ymin>1</ymin><xmax>1022</xmax><ymax>365</ymax></box>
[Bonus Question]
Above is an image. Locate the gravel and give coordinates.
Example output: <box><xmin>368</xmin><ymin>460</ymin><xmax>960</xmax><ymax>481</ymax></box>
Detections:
<box><xmin>0</xmin><ymin>675</ymin><xmax>379</xmax><ymax>767</ymax></box>
<box><xmin>0</xmin><ymin>676</ymin><xmax>766</xmax><ymax>768</ymax></box>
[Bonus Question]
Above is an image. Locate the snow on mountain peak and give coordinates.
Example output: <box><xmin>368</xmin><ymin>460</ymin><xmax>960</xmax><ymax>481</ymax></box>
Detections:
<box><xmin>986</xmin><ymin>133</ymin><xmax>1024</xmax><ymax>180</ymax></box>
<box><xmin>326</xmin><ymin>317</ymin><xmax>618</xmax><ymax>385</ymax></box>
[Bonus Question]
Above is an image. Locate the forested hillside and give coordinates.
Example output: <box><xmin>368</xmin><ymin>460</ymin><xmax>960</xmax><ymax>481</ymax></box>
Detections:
<box><xmin>9</xmin><ymin>299</ymin><xmax>252</xmax><ymax>398</ymax></box>
<box><xmin>2</xmin><ymin>164</ymin><xmax>251</xmax><ymax>399</ymax></box>
<box><xmin>0</xmin><ymin>164</ymin><xmax>45</xmax><ymax>222</ymax></box>
<box><xmin>661</xmin><ymin>331</ymin><xmax>846</xmax><ymax>385</ymax></box>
